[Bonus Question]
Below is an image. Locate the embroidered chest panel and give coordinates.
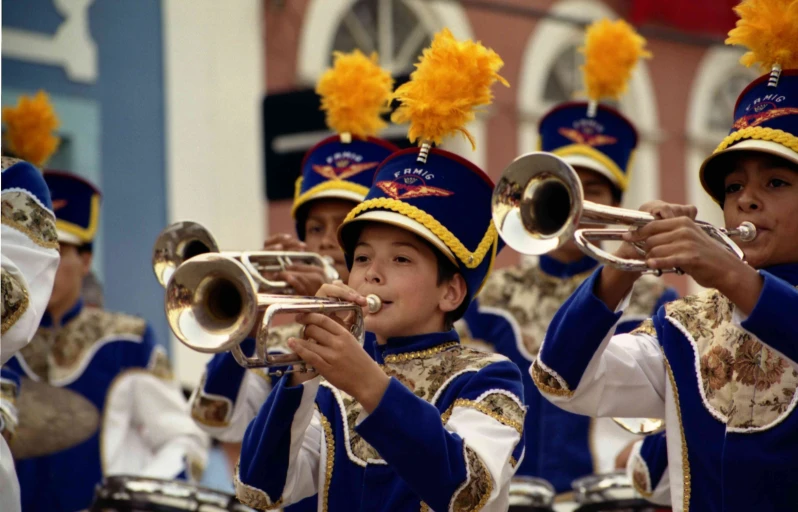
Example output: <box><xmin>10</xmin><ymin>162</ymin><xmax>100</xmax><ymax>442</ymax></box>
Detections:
<box><xmin>478</xmin><ymin>265</ymin><xmax>665</xmax><ymax>357</ymax></box>
<box><xmin>326</xmin><ymin>344</ymin><xmax>511</xmax><ymax>465</ymax></box>
<box><xmin>665</xmin><ymin>290</ymin><xmax>798</xmax><ymax>430</ymax></box>
<box><xmin>1</xmin><ymin>185</ymin><xmax>58</xmax><ymax>249</ymax></box>
<box><xmin>19</xmin><ymin>309</ymin><xmax>147</xmax><ymax>383</ymax></box>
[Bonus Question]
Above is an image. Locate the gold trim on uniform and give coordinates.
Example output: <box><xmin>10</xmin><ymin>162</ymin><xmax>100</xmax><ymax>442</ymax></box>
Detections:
<box><xmin>631</xmin><ymin>318</ymin><xmax>657</xmax><ymax>338</ymax></box>
<box><xmin>450</xmin><ymin>445</ymin><xmax>494</xmax><ymax>512</ymax></box>
<box><xmin>320</xmin><ymin>409</ymin><xmax>335</xmax><ymax>512</ymax></box>
<box><xmin>1</xmin><ymin>190</ymin><xmax>59</xmax><ymax>249</ymax></box>
<box><xmin>234</xmin><ymin>463</ymin><xmax>284</xmax><ymax>511</ymax></box>
<box><xmin>1</xmin><ymin>268</ymin><xmax>30</xmax><ymax>335</ymax></box>
<box><xmin>383</xmin><ymin>341</ymin><xmax>459</xmax><ymax>363</ymax></box>
<box><xmin>530</xmin><ymin>360</ymin><xmax>574</xmax><ymax>397</ymax></box>
<box><xmin>664</xmin><ymin>353</ymin><xmax>690</xmax><ymax>512</ymax></box>
<box><xmin>441</xmin><ymin>396</ymin><xmax>524</xmax><ymax>435</ymax></box>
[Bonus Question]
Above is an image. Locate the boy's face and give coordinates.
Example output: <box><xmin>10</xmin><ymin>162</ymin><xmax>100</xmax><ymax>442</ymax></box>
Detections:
<box><xmin>304</xmin><ymin>199</ymin><xmax>356</xmax><ymax>282</ymax></box>
<box><xmin>349</xmin><ymin>223</ymin><xmax>466</xmax><ymax>341</ymax></box>
<box><xmin>722</xmin><ymin>152</ymin><xmax>798</xmax><ymax>269</ymax></box>
<box><xmin>49</xmin><ymin>243</ymin><xmax>92</xmax><ymax>313</ymax></box>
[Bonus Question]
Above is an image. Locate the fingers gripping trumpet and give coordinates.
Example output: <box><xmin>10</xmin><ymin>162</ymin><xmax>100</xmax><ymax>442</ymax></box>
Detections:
<box><xmin>164</xmin><ymin>253</ymin><xmax>381</xmax><ymax>373</ymax></box>
<box><xmin>152</xmin><ymin>221</ymin><xmax>339</xmax><ymax>292</ymax></box>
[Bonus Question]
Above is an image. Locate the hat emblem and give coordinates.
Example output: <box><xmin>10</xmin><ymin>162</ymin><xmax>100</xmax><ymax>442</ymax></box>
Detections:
<box><xmin>732</xmin><ymin>105</ymin><xmax>798</xmax><ymax>130</ymax></box>
<box><xmin>375</xmin><ymin>174</ymin><xmax>454</xmax><ymax>200</ymax></box>
<box><xmin>52</xmin><ymin>199</ymin><xmax>68</xmax><ymax>211</ymax></box>
<box><xmin>558</xmin><ymin>127</ymin><xmax>617</xmax><ymax>147</ymax></box>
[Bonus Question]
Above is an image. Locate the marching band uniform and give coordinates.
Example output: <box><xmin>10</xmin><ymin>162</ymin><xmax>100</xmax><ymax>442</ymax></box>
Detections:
<box><xmin>458</xmin><ymin>19</ymin><xmax>677</xmax><ymax>493</ymax></box>
<box><xmin>1</xmin><ymin>156</ymin><xmax>60</xmax><ymax>512</ymax></box>
<box><xmin>189</xmin><ymin>135</ymin><xmax>396</xmax><ymax>441</ymax></box>
<box><xmin>531</xmin><ymin>68</ymin><xmax>798</xmax><ymax>511</ymax></box>
<box><xmin>235</xmin><ymin>29</ymin><xmax>525</xmax><ymax>511</ymax></box>
<box><xmin>189</xmin><ymin>50</ymin><xmax>398</xmax><ymax>444</ymax></box>
<box><xmin>5</xmin><ymin>171</ymin><xmax>209</xmax><ymax>512</ymax></box>
<box><xmin>627</xmin><ymin>431</ymin><xmax>670</xmax><ymax>506</ymax></box>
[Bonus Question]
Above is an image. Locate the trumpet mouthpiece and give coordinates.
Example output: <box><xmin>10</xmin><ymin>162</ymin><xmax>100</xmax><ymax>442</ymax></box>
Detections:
<box><xmin>738</xmin><ymin>221</ymin><xmax>757</xmax><ymax>243</ymax></box>
<box><xmin>366</xmin><ymin>294</ymin><xmax>382</xmax><ymax>313</ymax></box>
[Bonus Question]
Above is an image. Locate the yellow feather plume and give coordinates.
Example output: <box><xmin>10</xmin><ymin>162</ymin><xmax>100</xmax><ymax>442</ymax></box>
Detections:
<box><xmin>726</xmin><ymin>0</ymin><xmax>798</xmax><ymax>72</ymax></box>
<box><xmin>316</xmin><ymin>50</ymin><xmax>394</xmax><ymax>139</ymax></box>
<box><xmin>580</xmin><ymin>19</ymin><xmax>651</xmax><ymax>102</ymax></box>
<box><xmin>2</xmin><ymin>91</ymin><xmax>61</xmax><ymax>168</ymax></box>
<box><xmin>391</xmin><ymin>28</ymin><xmax>508</xmax><ymax>150</ymax></box>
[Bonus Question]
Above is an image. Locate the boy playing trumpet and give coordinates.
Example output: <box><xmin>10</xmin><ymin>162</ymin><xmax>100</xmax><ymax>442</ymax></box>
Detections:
<box><xmin>235</xmin><ymin>29</ymin><xmax>526</xmax><ymax>511</ymax></box>
<box><xmin>532</xmin><ymin>2</ymin><xmax>798</xmax><ymax>509</ymax></box>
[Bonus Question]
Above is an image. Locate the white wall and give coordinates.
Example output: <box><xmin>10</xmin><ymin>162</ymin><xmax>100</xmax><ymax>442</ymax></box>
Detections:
<box><xmin>162</xmin><ymin>0</ymin><xmax>265</xmax><ymax>388</ymax></box>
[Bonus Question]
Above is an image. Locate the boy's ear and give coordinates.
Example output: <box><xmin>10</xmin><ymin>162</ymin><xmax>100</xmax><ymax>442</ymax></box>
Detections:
<box><xmin>439</xmin><ymin>273</ymin><xmax>467</xmax><ymax>314</ymax></box>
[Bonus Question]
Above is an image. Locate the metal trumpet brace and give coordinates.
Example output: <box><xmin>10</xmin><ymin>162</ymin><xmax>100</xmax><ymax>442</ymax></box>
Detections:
<box><xmin>152</xmin><ymin>221</ymin><xmax>340</xmax><ymax>292</ymax></box>
<box><xmin>164</xmin><ymin>253</ymin><xmax>381</xmax><ymax>372</ymax></box>
<box><xmin>492</xmin><ymin>152</ymin><xmax>756</xmax><ymax>275</ymax></box>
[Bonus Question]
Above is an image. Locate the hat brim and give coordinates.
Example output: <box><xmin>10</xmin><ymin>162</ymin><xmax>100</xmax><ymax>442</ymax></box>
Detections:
<box><xmin>560</xmin><ymin>154</ymin><xmax>622</xmax><ymax>191</ymax></box>
<box><xmin>57</xmin><ymin>229</ymin><xmax>83</xmax><ymax>245</ymax></box>
<box><xmin>700</xmin><ymin>139</ymin><xmax>798</xmax><ymax>203</ymax></box>
<box><xmin>339</xmin><ymin>210</ymin><xmax>457</xmax><ymax>265</ymax></box>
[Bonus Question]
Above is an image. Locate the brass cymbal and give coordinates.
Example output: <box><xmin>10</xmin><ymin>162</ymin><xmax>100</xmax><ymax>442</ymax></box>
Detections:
<box><xmin>9</xmin><ymin>377</ymin><xmax>100</xmax><ymax>460</ymax></box>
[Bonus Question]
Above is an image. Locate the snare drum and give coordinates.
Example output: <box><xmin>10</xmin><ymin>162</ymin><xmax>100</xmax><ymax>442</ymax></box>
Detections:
<box><xmin>568</xmin><ymin>472</ymin><xmax>665</xmax><ymax>512</ymax></box>
<box><xmin>89</xmin><ymin>475</ymin><xmax>255</xmax><ymax>512</ymax></box>
<box><xmin>509</xmin><ymin>476</ymin><xmax>556</xmax><ymax>512</ymax></box>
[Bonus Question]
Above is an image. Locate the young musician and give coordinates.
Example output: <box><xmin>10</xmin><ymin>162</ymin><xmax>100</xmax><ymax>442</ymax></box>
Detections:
<box><xmin>189</xmin><ymin>50</ymin><xmax>398</xmax><ymax>442</ymax></box>
<box><xmin>235</xmin><ymin>29</ymin><xmax>525</xmax><ymax>511</ymax></box>
<box><xmin>6</xmin><ymin>171</ymin><xmax>209</xmax><ymax>511</ymax></box>
<box><xmin>458</xmin><ymin>18</ymin><xmax>678</xmax><ymax>494</ymax></box>
<box><xmin>532</xmin><ymin>3</ymin><xmax>798</xmax><ymax>509</ymax></box>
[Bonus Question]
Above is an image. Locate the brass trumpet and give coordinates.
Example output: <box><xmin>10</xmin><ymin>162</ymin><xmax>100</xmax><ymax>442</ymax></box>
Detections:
<box><xmin>165</xmin><ymin>253</ymin><xmax>382</xmax><ymax>372</ymax></box>
<box><xmin>152</xmin><ymin>221</ymin><xmax>340</xmax><ymax>291</ymax></box>
<box><xmin>492</xmin><ymin>152</ymin><xmax>756</xmax><ymax>275</ymax></box>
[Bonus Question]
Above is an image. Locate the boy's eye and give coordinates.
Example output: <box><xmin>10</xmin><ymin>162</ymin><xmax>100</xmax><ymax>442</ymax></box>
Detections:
<box><xmin>769</xmin><ymin>178</ymin><xmax>790</xmax><ymax>188</ymax></box>
<box><xmin>307</xmin><ymin>225</ymin><xmax>323</xmax><ymax>234</ymax></box>
<box><xmin>395</xmin><ymin>256</ymin><xmax>411</xmax><ymax>263</ymax></box>
<box><xmin>724</xmin><ymin>183</ymin><xmax>743</xmax><ymax>195</ymax></box>
<box><xmin>354</xmin><ymin>254</ymin><xmax>369</xmax><ymax>263</ymax></box>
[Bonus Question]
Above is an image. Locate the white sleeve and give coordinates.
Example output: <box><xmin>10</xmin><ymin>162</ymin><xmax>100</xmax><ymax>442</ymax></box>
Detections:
<box><xmin>104</xmin><ymin>370</ymin><xmax>210</xmax><ymax>480</ymax></box>
<box><xmin>190</xmin><ymin>369</ymin><xmax>272</xmax><ymax>442</ymax></box>
<box><xmin>1</xmin><ymin>206</ymin><xmax>59</xmax><ymax>363</ymax></box>
<box><xmin>534</xmin><ymin>329</ymin><xmax>668</xmax><ymax>419</ymax></box>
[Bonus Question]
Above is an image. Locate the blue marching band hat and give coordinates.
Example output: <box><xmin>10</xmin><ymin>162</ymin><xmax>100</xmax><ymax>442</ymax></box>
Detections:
<box><xmin>537</xmin><ymin>18</ymin><xmax>652</xmax><ymax>195</ymax></box>
<box><xmin>291</xmin><ymin>50</ymin><xmax>399</xmax><ymax>239</ymax></box>
<box><xmin>339</xmin><ymin>28</ymin><xmax>508</xmax><ymax>306</ymax></box>
<box><xmin>538</xmin><ymin>102</ymin><xmax>637</xmax><ymax>193</ymax></box>
<box><xmin>292</xmin><ymin>136</ymin><xmax>398</xmax><ymax>239</ymax></box>
<box><xmin>700</xmin><ymin>0</ymin><xmax>798</xmax><ymax>203</ymax></box>
<box><xmin>700</xmin><ymin>70</ymin><xmax>798</xmax><ymax>203</ymax></box>
<box><xmin>42</xmin><ymin>170</ymin><xmax>102</xmax><ymax>246</ymax></box>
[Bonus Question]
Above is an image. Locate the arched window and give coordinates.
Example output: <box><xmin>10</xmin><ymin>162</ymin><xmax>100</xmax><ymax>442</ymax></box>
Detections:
<box><xmin>298</xmin><ymin>0</ymin><xmax>486</xmax><ymax>168</ymax></box>
<box><xmin>685</xmin><ymin>47</ymin><xmax>758</xmax><ymax>292</ymax></box>
<box><xmin>330</xmin><ymin>0</ymin><xmax>433</xmax><ymax>75</ymax></box>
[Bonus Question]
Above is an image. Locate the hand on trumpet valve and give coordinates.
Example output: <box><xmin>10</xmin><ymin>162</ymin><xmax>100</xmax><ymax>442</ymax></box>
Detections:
<box><xmin>278</xmin><ymin>263</ymin><xmax>329</xmax><ymax>297</ymax></box>
<box><xmin>621</xmin><ymin>214</ymin><xmax>756</xmax><ymax>291</ymax></box>
<box><xmin>263</xmin><ymin>233</ymin><xmax>307</xmax><ymax>252</ymax></box>
<box><xmin>288</xmin><ymin>310</ymin><xmax>389</xmax><ymax>412</ymax></box>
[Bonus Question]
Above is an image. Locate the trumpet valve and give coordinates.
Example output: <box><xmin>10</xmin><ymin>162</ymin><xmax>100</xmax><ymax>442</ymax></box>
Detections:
<box><xmin>366</xmin><ymin>294</ymin><xmax>382</xmax><ymax>314</ymax></box>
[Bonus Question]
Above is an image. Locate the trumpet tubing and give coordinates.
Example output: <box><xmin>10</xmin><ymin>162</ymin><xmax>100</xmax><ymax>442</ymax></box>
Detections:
<box><xmin>165</xmin><ymin>253</ymin><xmax>380</xmax><ymax>370</ymax></box>
<box><xmin>153</xmin><ymin>221</ymin><xmax>340</xmax><ymax>291</ymax></box>
<box><xmin>492</xmin><ymin>152</ymin><xmax>756</xmax><ymax>275</ymax></box>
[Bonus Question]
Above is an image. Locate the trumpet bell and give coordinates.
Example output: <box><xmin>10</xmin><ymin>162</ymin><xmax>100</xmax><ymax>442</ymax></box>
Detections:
<box><xmin>492</xmin><ymin>152</ymin><xmax>583</xmax><ymax>256</ymax></box>
<box><xmin>165</xmin><ymin>253</ymin><xmax>258</xmax><ymax>353</ymax></box>
<box><xmin>153</xmin><ymin>221</ymin><xmax>218</xmax><ymax>287</ymax></box>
